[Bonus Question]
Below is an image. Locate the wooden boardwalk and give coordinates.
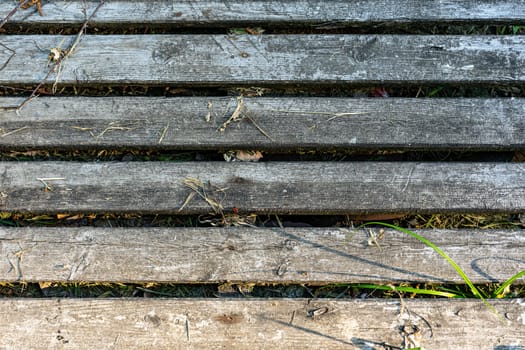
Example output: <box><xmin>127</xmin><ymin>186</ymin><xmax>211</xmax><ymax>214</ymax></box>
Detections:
<box><xmin>0</xmin><ymin>1</ymin><xmax>524</xmax><ymax>348</ymax></box>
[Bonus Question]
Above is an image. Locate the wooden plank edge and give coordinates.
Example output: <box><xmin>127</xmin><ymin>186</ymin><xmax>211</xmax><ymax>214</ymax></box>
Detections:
<box><xmin>0</xmin><ymin>35</ymin><xmax>524</xmax><ymax>85</ymax></box>
<box><xmin>1</xmin><ymin>161</ymin><xmax>525</xmax><ymax>214</ymax></box>
<box><xmin>0</xmin><ymin>227</ymin><xmax>523</xmax><ymax>284</ymax></box>
<box><xmin>0</xmin><ymin>298</ymin><xmax>522</xmax><ymax>349</ymax></box>
<box><xmin>1</xmin><ymin>96</ymin><xmax>524</xmax><ymax>150</ymax></box>
<box><xmin>3</xmin><ymin>1</ymin><xmax>525</xmax><ymax>26</ymax></box>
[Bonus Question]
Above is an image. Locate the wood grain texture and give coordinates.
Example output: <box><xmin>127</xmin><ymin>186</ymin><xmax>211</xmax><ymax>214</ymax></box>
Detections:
<box><xmin>1</xmin><ymin>96</ymin><xmax>524</xmax><ymax>150</ymax></box>
<box><xmin>0</xmin><ymin>298</ymin><xmax>522</xmax><ymax>349</ymax></box>
<box><xmin>1</xmin><ymin>161</ymin><xmax>525</xmax><ymax>214</ymax></box>
<box><xmin>0</xmin><ymin>227</ymin><xmax>523</xmax><ymax>284</ymax></box>
<box><xmin>3</xmin><ymin>0</ymin><xmax>525</xmax><ymax>26</ymax></box>
<box><xmin>0</xmin><ymin>35</ymin><xmax>524</xmax><ymax>85</ymax></box>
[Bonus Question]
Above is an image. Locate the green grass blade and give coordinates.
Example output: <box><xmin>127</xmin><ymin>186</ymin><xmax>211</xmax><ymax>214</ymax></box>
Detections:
<box><xmin>493</xmin><ymin>269</ymin><xmax>525</xmax><ymax>298</ymax></box>
<box><xmin>360</xmin><ymin>222</ymin><xmax>505</xmax><ymax>318</ymax></box>
<box><xmin>354</xmin><ymin>283</ymin><xmax>460</xmax><ymax>298</ymax></box>
<box><xmin>360</xmin><ymin>222</ymin><xmax>484</xmax><ymax>298</ymax></box>
<box><xmin>0</xmin><ymin>219</ymin><xmax>16</xmax><ymax>226</ymax></box>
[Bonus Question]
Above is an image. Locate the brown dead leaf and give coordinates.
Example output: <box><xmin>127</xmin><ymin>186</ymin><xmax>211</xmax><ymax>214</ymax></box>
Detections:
<box><xmin>512</xmin><ymin>151</ymin><xmax>525</xmax><ymax>162</ymax></box>
<box><xmin>223</xmin><ymin>150</ymin><xmax>263</xmax><ymax>162</ymax></box>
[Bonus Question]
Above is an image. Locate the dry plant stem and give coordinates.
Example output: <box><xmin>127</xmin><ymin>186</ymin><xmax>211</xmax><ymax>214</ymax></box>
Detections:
<box><xmin>219</xmin><ymin>96</ymin><xmax>274</xmax><ymax>140</ymax></box>
<box><xmin>158</xmin><ymin>122</ymin><xmax>169</xmax><ymax>144</ymax></box>
<box><xmin>15</xmin><ymin>0</ymin><xmax>106</xmax><ymax>112</ymax></box>
<box><xmin>179</xmin><ymin>177</ymin><xmax>224</xmax><ymax>215</ymax></box>
<box><xmin>0</xmin><ymin>126</ymin><xmax>29</xmax><ymax>138</ymax></box>
<box><xmin>0</xmin><ymin>0</ymin><xmax>32</xmax><ymax>30</ymax></box>
<box><xmin>0</xmin><ymin>43</ymin><xmax>16</xmax><ymax>72</ymax></box>
<box><xmin>0</xmin><ymin>0</ymin><xmax>30</xmax><ymax>74</ymax></box>
<box><xmin>52</xmin><ymin>0</ymin><xmax>106</xmax><ymax>92</ymax></box>
<box><xmin>219</xmin><ymin>96</ymin><xmax>244</xmax><ymax>132</ymax></box>
<box><xmin>245</xmin><ymin>114</ymin><xmax>274</xmax><ymax>141</ymax></box>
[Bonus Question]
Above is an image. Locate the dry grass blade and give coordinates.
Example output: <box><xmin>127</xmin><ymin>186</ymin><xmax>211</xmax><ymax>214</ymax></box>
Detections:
<box><xmin>245</xmin><ymin>114</ymin><xmax>274</xmax><ymax>141</ymax></box>
<box><xmin>218</xmin><ymin>96</ymin><xmax>245</xmax><ymax>132</ymax></box>
<box><xmin>0</xmin><ymin>126</ymin><xmax>29</xmax><ymax>138</ymax></box>
<box><xmin>219</xmin><ymin>96</ymin><xmax>274</xmax><ymax>141</ymax></box>
<box><xmin>180</xmin><ymin>177</ymin><xmax>224</xmax><ymax>214</ymax></box>
<box><xmin>13</xmin><ymin>0</ymin><xmax>106</xmax><ymax>112</ymax></box>
<box><xmin>158</xmin><ymin>122</ymin><xmax>169</xmax><ymax>144</ymax></box>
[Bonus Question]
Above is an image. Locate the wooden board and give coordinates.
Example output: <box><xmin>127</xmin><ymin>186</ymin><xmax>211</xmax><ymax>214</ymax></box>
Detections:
<box><xmin>1</xmin><ymin>162</ymin><xmax>525</xmax><ymax>214</ymax></box>
<box><xmin>1</xmin><ymin>96</ymin><xmax>524</xmax><ymax>150</ymax></box>
<box><xmin>3</xmin><ymin>0</ymin><xmax>525</xmax><ymax>26</ymax></box>
<box><xmin>0</xmin><ymin>298</ymin><xmax>522</xmax><ymax>349</ymax></box>
<box><xmin>0</xmin><ymin>227</ymin><xmax>523</xmax><ymax>284</ymax></box>
<box><xmin>0</xmin><ymin>35</ymin><xmax>524</xmax><ymax>85</ymax></box>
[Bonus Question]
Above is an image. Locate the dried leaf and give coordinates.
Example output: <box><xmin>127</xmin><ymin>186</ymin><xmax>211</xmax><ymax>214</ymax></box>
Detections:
<box><xmin>224</xmin><ymin>150</ymin><xmax>263</xmax><ymax>162</ymax></box>
<box><xmin>235</xmin><ymin>150</ymin><xmax>263</xmax><ymax>162</ymax></box>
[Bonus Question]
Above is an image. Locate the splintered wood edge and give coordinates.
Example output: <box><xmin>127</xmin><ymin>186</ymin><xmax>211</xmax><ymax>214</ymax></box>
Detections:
<box><xmin>0</xmin><ymin>96</ymin><xmax>524</xmax><ymax>149</ymax></box>
<box><xmin>0</xmin><ymin>35</ymin><xmax>524</xmax><ymax>85</ymax></box>
<box><xmin>0</xmin><ymin>227</ymin><xmax>523</xmax><ymax>284</ymax></box>
<box><xmin>0</xmin><ymin>298</ymin><xmax>522</xmax><ymax>349</ymax></box>
<box><xmin>3</xmin><ymin>1</ymin><xmax>525</xmax><ymax>25</ymax></box>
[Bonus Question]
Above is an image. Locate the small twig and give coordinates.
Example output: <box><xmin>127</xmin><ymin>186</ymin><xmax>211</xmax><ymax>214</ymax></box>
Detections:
<box><xmin>245</xmin><ymin>114</ymin><xmax>274</xmax><ymax>141</ymax></box>
<box><xmin>15</xmin><ymin>0</ymin><xmax>106</xmax><ymax>112</ymax></box>
<box><xmin>401</xmin><ymin>166</ymin><xmax>416</xmax><ymax>193</ymax></box>
<box><xmin>95</xmin><ymin>125</ymin><xmax>135</xmax><ymax>139</ymax></box>
<box><xmin>158</xmin><ymin>122</ymin><xmax>169</xmax><ymax>144</ymax></box>
<box><xmin>52</xmin><ymin>0</ymin><xmax>106</xmax><ymax>92</ymax></box>
<box><xmin>6</xmin><ymin>243</ymin><xmax>30</xmax><ymax>280</ymax></box>
<box><xmin>71</xmin><ymin>123</ymin><xmax>135</xmax><ymax>139</ymax></box>
<box><xmin>289</xmin><ymin>310</ymin><xmax>295</xmax><ymax>325</ymax></box>
<box><xmin>0</xmin><ymin>0</ymin><xmax>31</xmax><ymax>30</ymax></box>
<box><xmin>275</xmin><ymin>214</ymin><xmax>284</xmax><ymax>229</ymax></box>
<box><xmin>267</xmin><ymin>109</ymin><xmax>367</xmax><ymax>121</ymax></box>
<box><xmin>15</xmin><ymin>67</ymin><xmax>55</xmax><ymax>113</ymax></box>
<box><xmin>325</xmin><ymin>112</ymin><xmax>368</xmax><ymax>121</ymax></box>
<box><xmin>0</xmin><ymin>43</ymin><xmax>16</xmax><ymax>72</ymax></box>
<box><xmin>219</xmin><ymin>96</ymin><xmax>274</xmax><ymax>140</ymax></box>
<box><xmin>366</xmin><ymin>228</ymin><xmax>382</xmax><ymax>251</ymax></box>
<box><xmin>1</xmin><ymin>125</ymin><xmax>29</xmax><ymax>138</ymax></box>
<box><xmin>36</xmin><ymin>177</ymin><xmax>65</xmax><ymax>191</ymax></box>
<box><xmin>179</xmin><ymin>177</ymin><xmax>224</xmax><ymax>215</ymax></box>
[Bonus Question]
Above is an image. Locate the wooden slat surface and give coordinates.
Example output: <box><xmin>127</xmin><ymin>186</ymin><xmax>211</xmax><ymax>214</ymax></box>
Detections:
<box><xmin>3</xmin><ymin>0</ymin><xmax>525</xmax><ymax>26</ymax></box>
<box><xmin>1</xmin><ymin>96</ymin><xmax>524</xmax><ymax>150</ymax></box>
<box><xmin>0</xmin><ymin>35</ymin><xmax>524</xmax><ymax>85</ymax></box>
<box><xmin>0</xmin><ymin>298</ymin><xmax>522</xmax><ymax>349</ymax></box>
<box><xmin>1</xmin><ymin>161</ymin><xmax>525</xmax><ymax>214</ymax></box>
<box><xmin>1</xmin><ymin>227</ymin><xmax>523</xmax><ymax>284</ymax></box>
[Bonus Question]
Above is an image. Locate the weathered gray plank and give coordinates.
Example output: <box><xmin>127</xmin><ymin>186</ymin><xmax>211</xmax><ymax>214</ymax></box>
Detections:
<box><xmin>1</xmin><ymin>162</ymin><xmax>525</xmax><ymax>214</ymax></box>
<box><xmin>0</xmin><ymin>298</ymin><xmax>522</xmax><ymax>349</ymax></box>
<box><xmin>2</xmin><ymin>0</ymin><xmax>525</xmax><ymax>26</ymax></box>
<box><xmin>1</xmin><ymin>96</ymin><xmax>524</xmax><ymax>150</ymax></box>
<box><xmin>1</xmin><ymin>227</ymin><xmax>523</xmax><ymax>284</ymax></box>
<box><xmin>0</xmin><ymin>35</ymin><xmax>524</xmax><ymax>85</ymax></box>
